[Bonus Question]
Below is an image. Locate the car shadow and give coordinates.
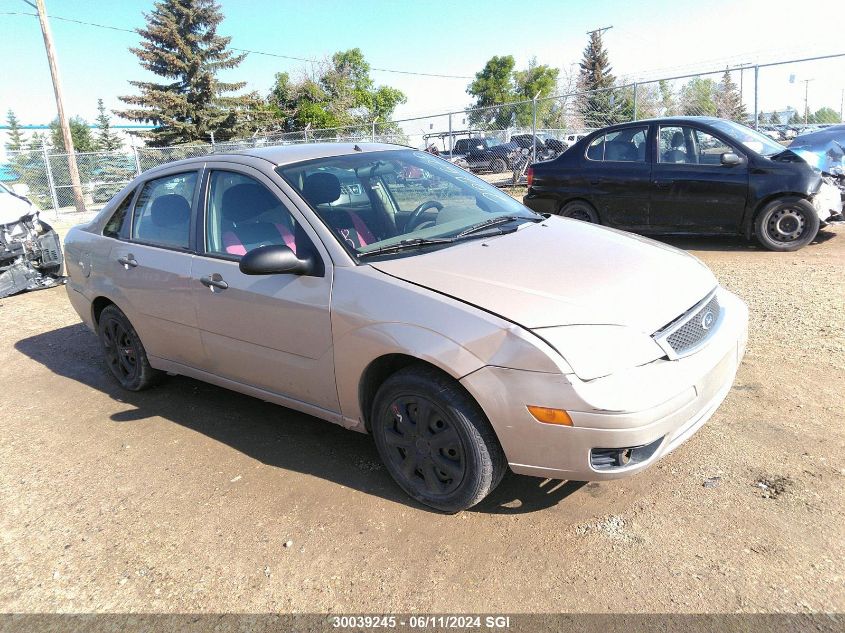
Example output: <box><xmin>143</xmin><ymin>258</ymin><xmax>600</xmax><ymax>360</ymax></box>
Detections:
<box><xmin>15</xmin><ymin>323</ymin><xmax>584</xmax><ymax>515</ymax></box>
<box><xmin>652</xmin><ymin>226</ymin><xmax>838</xmax><ymax>252</ymax></box>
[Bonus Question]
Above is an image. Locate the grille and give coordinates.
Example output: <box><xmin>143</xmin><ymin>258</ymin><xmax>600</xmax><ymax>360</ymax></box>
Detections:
<box><xmin>665</xmin><ymin>294</ymin><xmax>720</xmax><ymax>355</ymax></box>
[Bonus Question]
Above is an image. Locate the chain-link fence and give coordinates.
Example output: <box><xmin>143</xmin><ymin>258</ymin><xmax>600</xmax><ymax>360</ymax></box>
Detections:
<box><xmin>4</xmin><ymin>53</ymin><xmax>843</xmax><ymax>217</ymax></box>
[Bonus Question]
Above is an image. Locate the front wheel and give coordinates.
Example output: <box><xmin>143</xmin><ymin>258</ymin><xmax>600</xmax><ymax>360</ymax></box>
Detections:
<box><xmin>754</xmin><ymin>197</ymin><xmax>819</xmax><ymax>252</ymax></box>
<box><xmin>370</xmin><ymin>365</ymin><xmax>507</xmax><ymax>512</ymax></box>
<box><xmin>98</xmin><ymin>305</ymin><xmax>162</xmax><ymax>391</ymax></box>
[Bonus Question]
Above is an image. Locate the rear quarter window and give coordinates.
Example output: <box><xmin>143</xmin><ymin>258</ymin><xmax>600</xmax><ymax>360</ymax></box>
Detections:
<box><xmin>102</xmin><ymin>189</ymin><xmax>135</xmax><ymax>239</ymax></box>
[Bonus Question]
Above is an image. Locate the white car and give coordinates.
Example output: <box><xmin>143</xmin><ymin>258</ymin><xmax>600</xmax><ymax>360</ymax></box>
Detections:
<box><xmin>0</xmin><ymin>182</ymin><xmax>64</xmax><ymax>298</ymax></box>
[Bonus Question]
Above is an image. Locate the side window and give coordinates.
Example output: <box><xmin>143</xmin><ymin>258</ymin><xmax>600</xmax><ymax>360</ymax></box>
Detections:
<box><xmin>659</xmin><ymin>126</ymin><xmax>693</xmax><ymax>164</ymax></box>
<box><xmin>586</xmin><ymin>128</ymin><xmax>647</xmax><ymax>162</ymax></box>
<box><xmin>693</xmin><ymin>129</ymin><xmax>735</xmax><ymax>165</ymax></box>
<box><xmin>131</xmin><ymin>172</ymin><xmax>197</xmax><ymax>249</ymax></box>
<box><xmin>586</xmin><ymin>134</ymin><xmax>605</xmax><ymax>160</ymax></box>
<box><xmin>206</xmin><ymin>171</ymin><xmax>303</xmax><ymax>257</ymax></box>
<box><xmin>103</xmin><ymin>188</ymin><xmax>135</xmax><ymax>239</ymax></box>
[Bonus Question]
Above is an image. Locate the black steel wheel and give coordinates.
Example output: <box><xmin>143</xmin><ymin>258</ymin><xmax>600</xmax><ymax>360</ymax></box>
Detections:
<box><xmin>97</xmin><ymin>305</ymin><xmax>161</xmax><ymax>391</ymax></box>
<box><xmin>754</xmin><ymin>197</ymin><xmax>819</xmax><ymax>252</ymax></box>
<box><xmin>371</xmin><ymin>364</ymin><xmax>506</xmax><ymax>512</ymax></box>
<box><xmin>560</xmin><ymin>200</ymin><xmax>599</xmax><ymax>223</ymax></box>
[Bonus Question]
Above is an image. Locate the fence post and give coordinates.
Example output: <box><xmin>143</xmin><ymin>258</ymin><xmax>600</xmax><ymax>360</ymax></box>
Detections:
<box><xmin>372</xmin><ymin>119</ymin><xmax>377</xmax><ymax>142</ymax></box>
<box><xmin>753</xmin><ymin>65</ymin><xmax>759</xmax><ymax>129</ymax></box>
<box><xmin>448</xmin><ymin>113</ymin><xmax>453</xmax><ymax>153</ymax></box>
<box><xmin>41</xmin><ymin>141</ymin><xmax>60</xmax><ymax>217</ymax></box>
<box><xmin>131</xmin><ymin>138</ymin><xmax>142</xmax><ymax>176</ymax></box>
<box><xmin>632</xmin><ymin>83</ymin><xmax>638</xmax><ymax>121</ymax></box>
<box><xmin>531</xmin><ymin>94</ymin><xmax>538</xmax><ymax>165</ymax></box>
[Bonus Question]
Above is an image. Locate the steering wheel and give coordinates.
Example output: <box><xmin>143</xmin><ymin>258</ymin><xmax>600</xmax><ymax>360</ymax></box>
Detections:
<box><xmin>405</xmin><ymin>200</ymin><xmax>444</xmax><ymax>231</ymax></box>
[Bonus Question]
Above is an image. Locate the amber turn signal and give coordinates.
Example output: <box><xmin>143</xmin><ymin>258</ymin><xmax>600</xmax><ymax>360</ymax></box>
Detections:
<box><xmin>527</xmin><ymin>405</ymin><xmax>573</xmax><ymax>426</ymax></box>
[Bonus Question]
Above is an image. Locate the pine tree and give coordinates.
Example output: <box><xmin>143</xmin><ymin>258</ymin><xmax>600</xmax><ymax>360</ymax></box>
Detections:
<box><xmin>5</xmin><ymin>110</ymin><xmax>26</xmax><ymax>153</ymax></box>
<box><xmin>714</xmin><ymin>70</ymin><xmax>747</xmax><ymax>122</ymax></box>
<box><xmin>116</xmin><ymin>0</ymin><xmax>251</xmax><ymax>146</ymax></box>
<box><xmin>95</xmin><ymin>99</ymin><xmax>123</xmax><ymax>151</ymax></box>
<box><xmin>578</xmin><ymin>32</ymin><xmax>618</xmax><ymax>127</ymax></box>
<box><xmin>769</xmin><ymin>111</ymin><xmax>781</xmax><ymax>124</ymax></box>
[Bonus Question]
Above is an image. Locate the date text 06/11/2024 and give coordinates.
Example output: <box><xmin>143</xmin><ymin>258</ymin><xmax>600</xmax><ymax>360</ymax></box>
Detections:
<box><xmin>331</xmin><ymin>615</ymin><xmax>512</xmax><ymax>629</ymax></box>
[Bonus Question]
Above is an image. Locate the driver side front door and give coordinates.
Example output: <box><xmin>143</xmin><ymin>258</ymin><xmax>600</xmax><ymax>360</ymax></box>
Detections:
<box><xmin>190</xmin><ymin>164</ymin><xmax>339</xmax><ymax>415</ymax></box>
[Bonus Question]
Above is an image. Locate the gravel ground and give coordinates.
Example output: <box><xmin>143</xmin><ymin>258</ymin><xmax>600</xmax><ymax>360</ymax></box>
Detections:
<box><xmin>0</xmin><ymin>222</ymin><xmax>843</xmax><ymax>615</ymax></box>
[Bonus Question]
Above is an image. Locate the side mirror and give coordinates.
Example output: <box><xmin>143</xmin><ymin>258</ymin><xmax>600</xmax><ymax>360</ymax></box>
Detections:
<box><xmin>720</xmin><ymin>152</ymin><xmax>742</xmax><ymax>166</ymax></box>
<box><xmin>239</xmin><ymin>244</ymin><xmax>314</xmax><ymax>276</ymax></box>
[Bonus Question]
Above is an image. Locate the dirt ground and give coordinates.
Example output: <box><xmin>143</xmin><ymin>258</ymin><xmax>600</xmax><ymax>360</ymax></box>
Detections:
<box><xmin>0</xmin><ymin>221</ymin><xmax>843</xmax><ymax>615</ymax></box>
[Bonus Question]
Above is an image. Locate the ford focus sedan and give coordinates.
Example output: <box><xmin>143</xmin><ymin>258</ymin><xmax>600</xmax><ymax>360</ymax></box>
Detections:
<box><xmin>64</xmin><ymin>143</ymin><xmax>748</xmax><ymax>512</ymax></box>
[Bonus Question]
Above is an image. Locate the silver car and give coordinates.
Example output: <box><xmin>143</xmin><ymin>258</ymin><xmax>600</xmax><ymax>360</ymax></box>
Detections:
<box><xmin>64</xmin><ymin>144</ymin><xmax>748</xmax><ymax>512</ymax></box>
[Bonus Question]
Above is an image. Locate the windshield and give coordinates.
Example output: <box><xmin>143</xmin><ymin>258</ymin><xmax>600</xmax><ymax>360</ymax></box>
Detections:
<box><xmin>708</xmin><ymin>119</ymin><xmax>785</xmax><ymax>157</ymax></box>
<box><xmin>278</xmin><ymin>149</ymin><xmax>539</xmax><ymax>260</ymax></box>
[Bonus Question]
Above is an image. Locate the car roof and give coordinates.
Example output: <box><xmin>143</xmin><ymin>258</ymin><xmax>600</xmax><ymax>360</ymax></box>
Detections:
<box><xmin>143</xmin><ymin>142</ymin><xmax>411</xmax><ymax>173</ymax></box>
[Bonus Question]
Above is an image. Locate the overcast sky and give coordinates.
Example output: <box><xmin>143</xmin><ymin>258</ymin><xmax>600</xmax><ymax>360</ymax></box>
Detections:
<box><xmin>1</xmin><ymin>0</ymin><xmax>843</xmax><ymax>136</ymax></box>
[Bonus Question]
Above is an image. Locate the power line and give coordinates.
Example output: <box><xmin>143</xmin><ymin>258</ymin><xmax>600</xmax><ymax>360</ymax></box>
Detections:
<box><xmin>1</xmin><ymin>11</ymin><xmax>474</xmax><ymax>80</ymax></box>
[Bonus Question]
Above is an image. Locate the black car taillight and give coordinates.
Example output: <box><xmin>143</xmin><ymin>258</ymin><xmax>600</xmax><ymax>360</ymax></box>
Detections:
<box><xmin>526</xmin><ymin>166</ymin><xmax>534</xmax><ymax>188</ymax></box>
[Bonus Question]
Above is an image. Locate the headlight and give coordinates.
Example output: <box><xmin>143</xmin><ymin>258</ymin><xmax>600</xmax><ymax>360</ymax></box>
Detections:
<box><xmin>535</xmin><ymin>325</ymin><xmax>666</xmax><ymax>381</ymax></box>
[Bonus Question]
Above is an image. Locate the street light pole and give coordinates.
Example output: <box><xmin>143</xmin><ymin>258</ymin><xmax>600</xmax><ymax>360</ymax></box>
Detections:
<box><xmin>34</xmin><ymin>0</ymin><xmax>86</xmax><ymax>213</ymax></box>
<box><xmin>802</xmin><ymin>79</ymin><xmax>815</xmax><ymax>124</ymax></box>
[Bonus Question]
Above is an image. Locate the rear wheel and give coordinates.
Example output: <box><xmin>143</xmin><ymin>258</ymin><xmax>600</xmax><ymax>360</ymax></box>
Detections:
<box><xmin>754</xmin><ymin>197</ymin><xmax>819</xmax><ymax>251</ymax></box>
<box><xmin>560</xmin><ymin>200</ymin><xmax>599</xmax><ymax>223</ymax></box>
<box><xmin>490</xmin><ymin>158</ymin><xmax>507</xmax><ymax>173</ymax></box>
<box><xmin>370</xmin><ymin>365</ymin><xmax>506</xmax><ymax>512</ymax></box>
<box><xmin>97</xmin><ymin>305</ymin><xmax>162</xmax><ymax>391</ymax></box>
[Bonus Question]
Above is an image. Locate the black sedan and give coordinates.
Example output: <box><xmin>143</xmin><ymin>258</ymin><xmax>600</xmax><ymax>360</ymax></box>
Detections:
<box><xmin>523</xmin><ymin>116</ymin><xmax>840</xmax><ymax>251</ymax></box>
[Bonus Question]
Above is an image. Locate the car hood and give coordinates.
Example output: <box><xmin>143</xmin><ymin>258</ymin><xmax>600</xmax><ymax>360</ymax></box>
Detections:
<box><xmin>787</xmin><ymin>127</ymin><xmax>845</xmax><ymax>175</ymax></box>
<box><xmin>370</xmin><ymin>217</ymin><xmax>717</xmax><ymax>334</ymax></box>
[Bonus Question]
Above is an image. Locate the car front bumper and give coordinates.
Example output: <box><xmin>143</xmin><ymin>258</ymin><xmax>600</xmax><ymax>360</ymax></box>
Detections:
<box><xmin>460</xmin><ymin>287</ymin><xmax>748</xmax><ymax>480</ymax></box>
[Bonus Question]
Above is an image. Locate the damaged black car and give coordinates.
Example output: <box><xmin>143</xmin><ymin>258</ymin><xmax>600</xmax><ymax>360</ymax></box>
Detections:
<box><xmin>0</xmin><ymin>183</ymin><xmax>64</xmax><ymax>299</ymax></box>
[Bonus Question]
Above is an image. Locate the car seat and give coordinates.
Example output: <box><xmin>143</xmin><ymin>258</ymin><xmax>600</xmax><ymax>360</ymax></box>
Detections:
<box><xmin>302</xmin><ymin>172</ymin><xmax>375</xmax><ymax>249</ymax></box>
<box><xmin>219</xmin><ymin>183</ymin><xmax>296</xmax><ymax>256</ymax></box>
<box><xmin>663</xmin><ymin>131</ymin><xmax>688</xmax><ymax>163</ymax></box>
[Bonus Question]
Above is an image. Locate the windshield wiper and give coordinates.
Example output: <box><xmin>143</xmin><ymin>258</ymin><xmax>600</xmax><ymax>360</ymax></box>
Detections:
<box><xmin>357</xmin><ymin>237</ymin><xmax>455</xmax><ymax>259</ymax></box>
<box><xmin>455</xmin><ymin>215</ymin><xmax>542</xmax><ymax>239</ymax></box>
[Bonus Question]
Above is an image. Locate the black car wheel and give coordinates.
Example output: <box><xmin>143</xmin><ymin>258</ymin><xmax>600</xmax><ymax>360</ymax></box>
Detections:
<box><xmin>754</xmin><ymin>197</ymin><xmax>819</xmax><ymax>252</ymax></box>
<box><xmin>371</xmin><ymin>364</ymin><xmax>506</xmax><ymax>512</ymax></box>
<box><xmin>490</xmin><ymin>158</ymin><xmax>507</xmax><ymax>173</ymax></box>
<box><xmin>560</xmin><ymin>200</ymin><xmax>599</xmax><ymax>223</ymax></box>
<box><xmin>98</xmin><ymin>305</ymin><xmax>162</xmax><ymax>391</ymax></box>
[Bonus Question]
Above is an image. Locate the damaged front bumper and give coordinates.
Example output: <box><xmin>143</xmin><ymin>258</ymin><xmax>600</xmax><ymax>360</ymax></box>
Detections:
<box><xmin>0</xmin><ymin>213</ymin><xmax>64</xmax><ymax>299</ymax></box>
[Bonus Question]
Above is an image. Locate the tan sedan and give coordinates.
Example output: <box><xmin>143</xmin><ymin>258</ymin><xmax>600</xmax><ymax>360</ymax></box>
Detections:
<box><xmin>64</xmin><ymin>144</ymin><xmax>748</xmax><ymax>512</ymax></box>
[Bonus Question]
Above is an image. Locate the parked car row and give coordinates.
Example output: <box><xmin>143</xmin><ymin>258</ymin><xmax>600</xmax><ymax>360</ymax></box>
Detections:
<box><xmin>523</xmin><ymin>116</ymin><xmax>843</xmax><ymax>251</ymax></box>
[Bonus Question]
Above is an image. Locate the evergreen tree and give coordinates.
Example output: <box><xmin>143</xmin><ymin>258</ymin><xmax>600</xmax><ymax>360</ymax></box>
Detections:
<box><xmin>117</xmin><ymin>0</ymin><xmax>252</xmax><ymax>146</ymax></box>
<box><xmin>50</xmin><ymin>117</ymin><xmax>96</xmax><ymax>153</ymax></box>
<box><xmin>769</xmin><ymin>111</ymin><xmax>781</xmax><ymax>124</ymax></box>
<box><xmin>578</xmin><ymin>32</ymin><xmax>618</xmax><ymax>127</ymax></box>
<box><xmin>757</xmin><ymin>111</ymin><xmax>767</xmax><ymax>124</ymax></box>
<box><xmin>94</xmin><ymin>99</ymin><xmax>123</xmax><ymax>151</ymax></box>
<box><xmin>5</xmin><ymin>110</ymin><xmax>26</xmax><ymax>153</ymax></box>
<box><xmin>714</xmin><ymin>69</ymin><xmax>747</xmax><ymax>122</ymax></box>
<box><xmin>813</xmin><ymin>107</ymin><xmax>839</xmax><ymax>124</ymax></box>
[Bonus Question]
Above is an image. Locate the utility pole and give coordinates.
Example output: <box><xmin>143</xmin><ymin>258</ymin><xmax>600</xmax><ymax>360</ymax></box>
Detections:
<box><xmin>586</xmin><ymin>25</ymin><xmax>613</xmax><ymax>39</ymax></box>
<box><xmin>802</xmin><ymin>79</ymin><xmax>814</xmax><ymax>124</ymax></box>
<box><xmin>34</xmin><ymin>0</ymin><xmax>85</xmax><ymax>213</ymax></box>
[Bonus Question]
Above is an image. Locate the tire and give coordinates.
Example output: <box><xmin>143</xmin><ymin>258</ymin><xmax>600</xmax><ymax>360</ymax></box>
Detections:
<box><xmin>560</xmin><ymin>200</ymin><xmax>599</xmax><ymax>223</ymax></box>
<box><xmin>97</xmin><ymin>305</ymin><xmax>162</xmax><ymax>391</ymax></box>
<box><xmin>370</xmin><ymin>364</ymin><xmax>507</xmax><ymax>512</ymax></box>
<box><xmin>754</xmin><ymin>197</ymin><xmax>820</xmax><ymax>252</ymax></box>
<box><xmin>490</xmin><ymin>158</ymin><xmax>507</xmax><ymax>173</ymax></box>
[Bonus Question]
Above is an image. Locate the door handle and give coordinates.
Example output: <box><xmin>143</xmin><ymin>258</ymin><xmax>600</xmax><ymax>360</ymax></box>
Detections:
<box><xmin>117</xmin><ymin>255</ymin><xmax>138</xmax><ymax>269</ymax></box>
<box><xmin>200</xmin><ymin>274</ymin><xmax>229</xmax><ymax>291</ymax></box>
<box><xmin>653</xmin><ymin>180</ymin><xmax>672</xmax><ymax>189</ymax></box>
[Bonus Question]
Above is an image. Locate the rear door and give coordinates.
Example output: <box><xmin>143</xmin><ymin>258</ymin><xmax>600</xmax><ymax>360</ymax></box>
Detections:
<box><xmin>189</xmin><ymin>163</ymin><xmax>339</xmax><ymax>413</ymax></box>
<box><xmin>583</xmin><ymin>125</ymin><xmax>651</xmax><ymax>229</ymax></box>
<box><xmin>108</xmin><ymin>168</ymin><xmax>204</xmax><ymax>366</ymax></box>
<box><xmin>649</xmin><ymin>124</ymin><xmax>748</xmax><ymax>232</ymax></box>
